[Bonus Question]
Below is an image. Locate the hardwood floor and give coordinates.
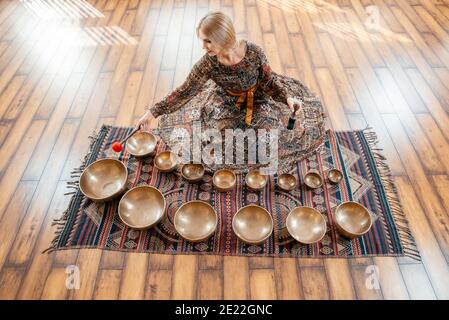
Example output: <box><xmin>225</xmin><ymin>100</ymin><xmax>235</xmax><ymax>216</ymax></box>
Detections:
<box><xmin>0</xmin><ymin>0</ymin><xmax>448</xmax><ymax>300</ymax></box>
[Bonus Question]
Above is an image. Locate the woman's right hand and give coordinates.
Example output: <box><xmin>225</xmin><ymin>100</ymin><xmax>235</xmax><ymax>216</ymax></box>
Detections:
<box><xmin>135</xmin><ymin>110</ymin><xmax>154</xmax><ymax>131</ymax></box>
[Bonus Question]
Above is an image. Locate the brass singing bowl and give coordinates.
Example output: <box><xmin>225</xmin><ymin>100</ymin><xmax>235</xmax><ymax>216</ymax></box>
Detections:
<box><xmin>304</xmin><ymin>171</ymin><xmax>323</xmax><ymax>189</ymax></box>
<box><xmin>277</xmin><ymin>173</ymin><xmax>297</xmax><ymax>191</ymax></box>
<box><xmin>79</xmin><ymin>158</ymin><xmax>128</xmax><ymax>202</ymax></box>
<box><xmin>245</xmin><ymin>170</ymin><xmax>268</xmax><ymax>191</ymax></box>
<box><xmin>154</xmin><ymin>151</ymin><xmax>178</xmax><ymax>172</ymax></box>
<box><xmin>181</xmin><ymin>163</ymin><xmax>205</xmax><ymax>182</ymax></box>
<box><xmin>213</xmin><ymin>169</ymin><xmax>236</xmax><ymax>192</ymax></box>
<box><xmin>126</xmin><ymin>131</ymin><xmax>157</xmax><ymax>158</ymax></box>
<box><xmin>286</xmin><ymin>207</ymin><xmax>327</xmax><ymax>244</ymax></box>
<box><xmin>334</xmin><ymin>201</ymin><xmax>373</xmax><ymax>239</ymax></box>
<box><xmin>118</xmin><ymin>186</ymin><xmax>166</xmax><ymax>230</ymax></box>
<box><xmin>232</xmin><ymin>205</ymin><xmax>273</xmax><ymax>245</ymax></box>
<box><xmin>328</xmin><ymin>168</ymin><xmax>343</xmax><ymax>184</ymax></box>
<box><xmin>174</xmin><ymin>201</ymin><xmax>218</xmax><ymax>242</ymax></box>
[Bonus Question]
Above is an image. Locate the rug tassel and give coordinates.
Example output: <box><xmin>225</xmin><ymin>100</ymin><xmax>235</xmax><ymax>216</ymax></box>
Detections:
<box><xmin>44</xmin><ymin>125</ymin><xmax>111</xmax><ymax>254</ymax></box>
<box><xmin>363</xmin><ymin>129</ymin><xmax>421</xmax><ymax>261</ymax></box>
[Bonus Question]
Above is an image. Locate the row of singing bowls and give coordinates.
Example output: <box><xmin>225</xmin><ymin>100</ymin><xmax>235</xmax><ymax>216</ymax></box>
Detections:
<box><xmin>304</xmin><ymin>169</ymin><xmax>343</xmax><ymax>189</ymax></box>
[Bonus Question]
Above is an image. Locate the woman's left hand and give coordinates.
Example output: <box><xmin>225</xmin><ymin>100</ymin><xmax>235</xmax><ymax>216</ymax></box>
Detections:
<box><xmin>287</xmin><ymin>97</ymin><xmax>302</xmax><ymax>115</ymax></box>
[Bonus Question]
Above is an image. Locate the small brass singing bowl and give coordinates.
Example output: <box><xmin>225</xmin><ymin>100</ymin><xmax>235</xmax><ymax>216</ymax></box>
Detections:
<box><xmin>334</xmin><ymin>201</ymin><xmax>373</xmax><ymax>239</ymax></box>
<box><xmin>181</xmin><ymin>163</ymin><xmax>205</xmax><ymax>183</ymax></box>
<box><xmin>213</xmin><ymin>169</ymin><xmax>236</xmax><ymax>192</ymax></box>
<box><xmin>154</xmin><ymin>151</ymin><xmax>178</xmax><ymax>172</ymax></box>
<box><xmin>245</xmin><ymin>170</ymin><xmax>268</xmax><ymax>191</ymax></box>
<box><xmin>304</xmin><ymin>171</ymin><xmax>323</xmax><ymax>189</ymax></box>
<box><xmin>118</xmin><ymin>186</ymin><xmax>166</xmax><ymax>230</ymax></box>
<box><xmin>277</xmin><ymin>173</ymin><xmax>297</xmax><ymax>191</ymax></box>
<box><xmin>232</xmin><ymin>205</ymin><xmax>273</xmax><ymax>245</ymax></box>
<box><xmin>126</xmin><ymin>131</ymin><xmax>157</xmax><ymax>158</ymax></box>
<box><xmin>174</xmin><ymin>201</ymin><xmax>218</xmax><ymax>242</ymax></box>
<box><xmin>286</xmin><ymin>207</ymin><xmax>327</xmax><ymax>244</ymax></box>
<box><xmin>328</xmin><ymin>168</ymin><xmax>343</xmax><ymax>184</ymax></box>
<box><xmin>79</xmin><ymin>158</ymin><xmax>128</xmax><ymax>202</ymax></box>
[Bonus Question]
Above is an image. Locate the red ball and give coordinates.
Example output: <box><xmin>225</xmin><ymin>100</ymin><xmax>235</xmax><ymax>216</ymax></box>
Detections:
<box><xmin>112</xmin><ymin>141</ymin><xmax>123</xmax><ymax>152</ymax></box>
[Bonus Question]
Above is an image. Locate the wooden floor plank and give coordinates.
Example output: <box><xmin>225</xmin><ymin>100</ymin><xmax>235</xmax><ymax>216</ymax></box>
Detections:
<box><xmin>171</xmin><ymin>255</ymin><xmax>197</xmax><ymax>299</ymax></box>
<box><xmin>223</xmin><ymin>256</ymin><xmax>249</xmax><ymax>300</ymax></box>
<box><xmin>394</xmin><ymin>175</ymin><xmax>449</xmax><ymax>299</ymax></box>
<box><xmin>250</xmin><ymin>269</ymin><xmax>277</xmax><ymax>300</ymax></box>
<box><xmin>299</xmin><ymin>266</ymin><xmax>330</xmax><ymax>300</ymax></box>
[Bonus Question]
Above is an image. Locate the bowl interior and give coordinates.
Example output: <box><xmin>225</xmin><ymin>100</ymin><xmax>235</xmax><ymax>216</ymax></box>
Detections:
<box><xmin>278</xmin><ymin>173</ymin><xmax>297</xmax><ymax>190</ymax></box>
<box><xmin>174</xmin><ymin>201</ymin><xmax>217</xmax><ymax>241</ymax></box>
<box><xmin>328</xmin><ymin>169</ymin><xmax>343</xmax><ymax>183</ymax></box>
<box><xmin>155</xmin><ymin>151</ymin><xmax>177</xmax><ymax>170</ymax></box>
<box><xmin>233</xmin><ymin>205</ymin><xmax>273</xmax><ymax>244</ymax></box>
<box><xmin>304</xmin><ymin>171</ymin><xmax>323</xmax><ymax>188</ymax></box>
<box><xmin>182</xmin><ymin>164</ymin><xmax>205</xmax><ymax>180</ymax></box>
<box><xmin>335</xmin><ymin>202</ymin><xmax>372</xmax><ymax>235</ymax></box>
<box><xmin>213</xmin><ymin>169</ymin><xmax>236</xmax><ymax>189</ymax></box>
<box><xmin>119</xmin><ymin>186</ymin><xmax>165</xmax><ymax>229</ymax></box>
<box><xmin>80</xmin><ymin>159</ymin><xmax>127</xmax><ymax>200</ymax></box>
<box><xmin>246</xmin><ymin>170</ymin><xmax>267</xmax><ymax>189</ymax></box>
<box><xmin>126</xmin><ymin>132</ymin><xmax>157</xmax><ymax>156</ymax></box>
<box><xmin>286</xmin><ymin>207</ymin><xmax>326</xmax><ymax>244</ymax></box>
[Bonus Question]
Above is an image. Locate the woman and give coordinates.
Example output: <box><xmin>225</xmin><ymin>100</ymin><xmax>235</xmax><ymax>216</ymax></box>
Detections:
<box><xmin>136</xmin><ymin>11</ymin><xmax>326</xmax><ymax>174</ymax></box>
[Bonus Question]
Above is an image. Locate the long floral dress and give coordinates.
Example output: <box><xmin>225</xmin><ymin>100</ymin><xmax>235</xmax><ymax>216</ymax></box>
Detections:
<box><xmin>149</xmin><ymin>40</ymin><xmax>326</xmax><ymax>174</ymax></box>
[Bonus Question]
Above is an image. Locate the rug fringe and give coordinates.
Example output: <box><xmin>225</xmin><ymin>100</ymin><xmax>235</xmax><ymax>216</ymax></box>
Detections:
<box><xmin>362</xmin><ymin>129</ymin><xmax>421</xmax><ymax>261</ymax></box>
<box><xmin>42</xmin><ymin>125</ymin><xmax>111</xmax><ymax>254</ymax></box>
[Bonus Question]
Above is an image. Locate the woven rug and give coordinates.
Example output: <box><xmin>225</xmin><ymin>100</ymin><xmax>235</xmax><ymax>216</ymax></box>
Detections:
<box><xmin>45</xmin><ymin>125</ymin><xmax>420</xmax><ymax>260</ymax></box>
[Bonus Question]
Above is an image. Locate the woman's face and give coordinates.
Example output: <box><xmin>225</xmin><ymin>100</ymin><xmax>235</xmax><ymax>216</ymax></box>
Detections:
<box><xmin>198</xmin><ymin>28</ymin><xmax>221</xmax><ymax>56</ymax></box>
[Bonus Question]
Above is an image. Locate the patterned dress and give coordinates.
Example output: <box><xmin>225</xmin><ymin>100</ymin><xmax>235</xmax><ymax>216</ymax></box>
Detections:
<box><xmin>149</xmin><ymin>40</ymin><xmax>326</xmax><ymax>174</ymax></box>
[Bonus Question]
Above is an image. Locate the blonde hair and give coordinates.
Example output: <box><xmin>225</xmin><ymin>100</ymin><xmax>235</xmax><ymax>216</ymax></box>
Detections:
<box><xmin>196</xmin><ymin>11</ymin><xmax>238</xmax><ymax>50</ymax></box>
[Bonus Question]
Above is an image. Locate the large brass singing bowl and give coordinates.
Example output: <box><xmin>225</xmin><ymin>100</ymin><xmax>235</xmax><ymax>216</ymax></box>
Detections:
<box><xmin>328</xmin><ymin>168</ymin><xmax>343</xmax><ymax>184</ymax></box>
<box><xmin>304</xmin><ymin>171</ymin><xmax>323</xmax><ymax>189</ymax></box>
<box><xmin>174</xmin><ymin>201</ymin><xmax>218</xmax><ymax>242</ymax></box>
<box><xmin>79</xmin><ymin>158</ymin><xmax>128</xmax><ymax>202</ymax></box>
<box><xmin>118</xmin><ymin>186</ymin><xmax>166</xmax><ymax>230</ymax></box>
<box><xmin>232</xmin><ymin>205</ymin><xmax>273</xmax><ymax>245</ymax></box>
<box><xmin>154</xmin><ymin>151</ymin><xmax>178</xmax><ymax>172</ymax></box>
<box><xmin>286</xmin><ymin>207</ymin><xmax>327</xmax><ymax>244</ymax></box>
<box><xmin>181</xmin><ymin>163</ymin><xmax>205</xmax><ymax>182</ymax></box>
<box><xmin>213</xmin><ymin>169</ymin><xmax>236</xmax><ymax>192</ymax></box>
<box><xmin>126</xmin><ymin>131</ymin><xmax>157</xmax><ymax>158</ymax></box>
<box><xmin>277</xmin><ymin>173</ymin><xmax>297</xmax><ymax>191</ymax></box>
<box><xmin>334</xmin><ymin>201</ymin><xmax>373</xmax><ymax>239</ymax></box>
<box><xmin>245</xmin><ymin>170</ymin><xmax>268</xmax><ymax>191</ymax></box>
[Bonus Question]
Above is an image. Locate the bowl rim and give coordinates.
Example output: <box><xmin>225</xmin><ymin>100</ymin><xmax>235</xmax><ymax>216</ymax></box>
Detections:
<box><xmin>327</xmin><ymin>168</ymin><xmax>343</xmax><ymax>183</ymax></box>
<box><xmin>232</xmin><ymin>204</ymin><xmax>274</xmax><ymax>245</ymax></box>
<box><xmin>118</xmin><ymin>185</ymin><xmax>166</xmax><ymax>230</ymax></box>
<box><xmin>154</xmin><ymin>150</ymin><xmax>178</xmax><ymax>171</ymax></box>
<box><xmin>245</xmin><ymin>169</ymin><xmax>268</xmax><ymax>190</ymax></box>
<box><xmin>173</xmin><ymin>200</ymin><xmax>218</xmax><ymax>242</ymax></box>
<box><xmin>79</xmin><ymin>158</ymin><xmax>128</xmax><ymax>201</ymax></box>
<box><xmin>212</xmin><ymin>168</ymin><xmax>237</xmax><ymax>190</ymax></box>
<box><xmin>181</xmin><ymin>163</ymin><xmax>205</xmax><ymax>181</ymax></box>
<box><xmin>126</xmin><ymin>131</ymin><xmax>158</xmax><ymax>157</ymax></box>
<box><xmin>277</xmin><ymin>173</ymin><xmax>297</xmax><ymax>191</ymax></box>
<box><xmin>334</xmin><ymin>201</ymin><xmax>373</xmax><ymax>236</ymax></box>
<box><xmin>304</xmin><ymin>170</ymin><xmax>323</xmax><ymax>188</ymax></box>
<box><xmin>286</xmin><ymin>206</ymin><xmax>327</xmax><ymax>244</ymax></box>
